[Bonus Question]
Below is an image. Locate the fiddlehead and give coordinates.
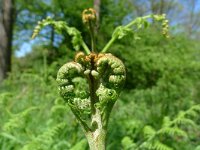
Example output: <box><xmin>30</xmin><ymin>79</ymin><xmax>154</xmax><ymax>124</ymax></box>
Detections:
<box><xmin>56</xmin><ymin>62</ymin><xmax>90</xmax><ymax>111</ymax></box>
<box><xmin>96</xmin><ymin>53</ymin><xmax>126</xmax><ymax>106</ymax></box>
<box><xmin>57</xmin><ymin>52</ymin><xmax>126</xmax><ymax>118</ymax></box>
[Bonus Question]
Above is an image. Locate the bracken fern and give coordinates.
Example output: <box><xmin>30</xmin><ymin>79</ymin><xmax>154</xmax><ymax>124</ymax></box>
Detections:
<box><xmin>31</xmin><ymin>8</ymin><xmax>170</xmax><ymax>149</ymax></box>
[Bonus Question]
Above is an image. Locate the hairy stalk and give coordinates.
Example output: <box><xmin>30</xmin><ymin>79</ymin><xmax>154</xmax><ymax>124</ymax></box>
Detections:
<box><xmin>86</xmin><ymin>110</ymin><xmax>106</xmax><ymax>150</ymax></box>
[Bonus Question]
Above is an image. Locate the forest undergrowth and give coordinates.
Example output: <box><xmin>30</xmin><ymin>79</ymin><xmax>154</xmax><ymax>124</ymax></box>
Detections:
<box><xmin>0</xmin><ymin>28</ymin><xmax>200</xmax><ymax>150</ymax></box>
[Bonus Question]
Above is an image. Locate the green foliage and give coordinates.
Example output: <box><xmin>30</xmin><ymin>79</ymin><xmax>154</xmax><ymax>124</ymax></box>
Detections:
<box><xmin>0</xmin><ymin>71</ymin><xmax>84</xmax><ymax>150</ymax></box>
<box><xmin>70</xmin><ymin>139</ymin><xmax>88</xmax><ymax>150</ymax></box>
<box><xmin>139</xmin><ymin>104</ymin><xmax>200</xmax><ymax>150</ymax></box>
<box><xmin>121</xmin><ymin>136</ymin><xmax>136</xmax><ymax>150</ymax></box>
<box><xmin>22</xmin><ymin>122</ymin><xmax>66</xmax><ymax>150</ymax></box>
<box><xmin>101</xmin><ymin>14</ymin><xmax>169</xmax><ymax>53</ymax></box>
<box><xmin>1</xmin><ymin>33</ymin><xmax>200</xmax><ymax>150</ymax></box>
<box><xmin>1</xmin><ymin>1</ymin><xmax>200</xmax><ymax>149</ymax></box>
<box><xmin>32</xmin><ymin>17</ymin><xmax>90</xmax><ymax>53</ymax></box>
<box><xmin>56</xmin><ymin>52</ymin><xmax>126</xmax><ymax>137</ymax></box>
<box><xmin>3</xmin><ymin>107</ymin><xmax>39</xmax><ymax>132</ymax></box>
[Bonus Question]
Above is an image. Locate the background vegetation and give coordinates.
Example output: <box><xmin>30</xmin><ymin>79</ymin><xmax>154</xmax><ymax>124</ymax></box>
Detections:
<box><xmin>0</xmin><ymin>0</ymin><xmax>200</xmax><ymax>149</ymax></box>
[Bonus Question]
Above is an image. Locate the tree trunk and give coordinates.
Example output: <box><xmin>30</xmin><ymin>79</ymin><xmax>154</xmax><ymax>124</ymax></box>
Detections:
<box><xmin>0</xmin><ymin>0</ymin><xmax>14</xmax><ymax>82</ymax></box>
<box><xmin>94</xmin><ymin>0</ymin><xmax>101</xmax><ymax>25</ymax></box>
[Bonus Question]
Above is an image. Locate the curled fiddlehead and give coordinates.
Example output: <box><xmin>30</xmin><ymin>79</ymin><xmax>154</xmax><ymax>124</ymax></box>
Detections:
<box><xmin>56</xmin><ymin>62</ymin><xmax>90</xmax><ymax>111</ymax></box>
<box><xmin>95</xmin><ymin>53</ymin><xmax>126</xmax><ymax>105</ymax></box>
<box><xmin>57</xmin><ymin>52</ymin><xmax>126</xmax><ymax>114</ymax></box>
<box><xmin>33</xmin><ymin>8</ymin><xmax>170</xmax><ymax>149</ymax></box>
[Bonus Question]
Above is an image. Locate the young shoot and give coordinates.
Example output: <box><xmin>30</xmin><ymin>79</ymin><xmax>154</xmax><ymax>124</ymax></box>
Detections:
<box><xmin>32</xmin><ymin>8</ymin><xmax>169</xmax><ymax>150</ymax></box>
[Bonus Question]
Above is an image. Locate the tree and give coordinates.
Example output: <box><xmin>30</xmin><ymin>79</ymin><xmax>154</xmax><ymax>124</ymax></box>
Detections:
<box><xmin>0</xmin><ymin>0</ymin><xmax>14</xmax><ymax>82</ymax></box>
<box><xmin>94</xmin><ymin>0</ymin><xmax>101</xmax><ymax>24</ymax></box>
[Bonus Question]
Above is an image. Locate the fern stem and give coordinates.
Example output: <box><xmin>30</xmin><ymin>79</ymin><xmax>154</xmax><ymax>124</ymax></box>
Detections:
<box><xmin>86</xmin><ymin>109</ymin><xmax>106</xmax><ymax>150</ymax></box>
<box><xmin>101</xmin><ymin>15</ymin><xmax>156</xmax><ymax>53</ymax></box>
<box><xmin>101</xmin><ymin>36</ymin><xmax>116</xmax><ymax>53</ymax></box>
<box><xmin>81</xmin><ymin>41</ymin><xmax>90</xmax><ymax>54</ymax></box>
<box><xmin>88</xmin><ymin>20</ymin><xmax>96</xmax><ymax>52</ymax></box>
<box><xmin>125</xmin><ymin>15</ymin><xmax>151</xmax><ymax>28</ymax></box>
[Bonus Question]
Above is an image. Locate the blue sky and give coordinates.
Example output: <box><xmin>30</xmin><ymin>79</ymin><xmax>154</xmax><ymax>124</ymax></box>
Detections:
<box><xmin>15</xmin><ymin>43</ymin><xmax>32</xmax><ymax>57</ymax></box>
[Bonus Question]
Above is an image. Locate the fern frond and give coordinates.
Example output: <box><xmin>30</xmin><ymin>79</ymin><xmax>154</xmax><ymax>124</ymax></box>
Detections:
<box><xmin>169</xmin><ymin>104</ymin><xmax>200</xmax><ymax>127</ymax></box>
<box><xmin>138</xmin><ymin>104</ymin><xmax>200</xmax><ymax>150</ymax></box>
<box><xmin>32</xmin><ymin>17</ymin><xmax>64</xmax><ymax>39</ymax></box>
<box><xmin>32</xmin><ymin>17</ymin><xmax>90</xmax><ymax>53</ymax></box>
<box><xmin>172</xmin><ymin>118</ymin><xmax>196</xmax><ymax>127</ymax></box>
<box><xmin>50</xmin><ymin>105</ymin><xmax>68</xmax><ymax>114</ymax></box>
<box><xmin>0</xmin><ymin>132</ymin><xmax>23</xmax><ymax>144</ymax></box>
<box><xmin>140</xmin><ymin>140</ymin><xmax>173</xmax><ymax>150</ymax></box>
<box><xmin>185</xmin><ymin>104</ymin><xmax>200</xmax><ymax>117</ymax></box>
<box><xmin>185</xmin><ymin>109</ymin><xmax>199</xmax><ymax>118</ymax></box>
<box><xmin>143</xmin><ymin>126</ymin><xmax>156</xmax><ymax>139</ymax></box>
<box><xmin>162</xmin><ymin>116</ymin><xmax>171</xmax><ymax>127</ymax></box>
<box><xmin>158</xmin><ymin>127</ymin><xmax>187</xmax><ymax>138</ymax></box>
<box><xmin>191</xmin><ymin>104</ymin><xmax>200</xmax><ymax>111</ymax></box>
<box><xmin>153</xmin><ymin>140</ymin><xmax>173</xmax><ymax>150</ymax></box>
<box><xmin>3</xmin><ymin>107</ymin><xmax>39</xmax><ymax>131</ymax></box>
<box><xmin>0</xmin><ymin>92</ymin><xmax>13</xmax><ymax>105</ymax></box>
<box><xmin>22</xmin><ymin>122</ymin><xmax>66</xmax><ymax>150</ymax></box>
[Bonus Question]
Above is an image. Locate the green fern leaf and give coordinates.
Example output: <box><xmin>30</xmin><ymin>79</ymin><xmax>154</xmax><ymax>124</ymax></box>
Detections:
<box><xmin>158</xmin><ymin>127</ymin><xmax>187</xmax><ymax>138</ymax></box>
<box><xmin>22</xmin><ymin>122</ymin><xmax>66</xmax><ymax>150</ymax></box>
<box><xmin>32</xmin><ymin>17</ymin><xmax>85</xmax><ymax>51</ymax></box>
<box><xmin>143</xmin><ymin>125</ymin><xmax>156</xmax><ymax>139</ymax></box>
<box><xmin>3</xmin><ymin>107</ymin><xmax>39</xmax><ymax>132</ymax></box>
<box><xmin>153</xmin><ymin>140</ymin><xmax>173</xmax><ymax>150</ymax></box>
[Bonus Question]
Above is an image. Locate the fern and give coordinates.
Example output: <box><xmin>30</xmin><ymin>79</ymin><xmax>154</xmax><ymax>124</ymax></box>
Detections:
<box><xmin>138</xmin><ymin>104</ymin><xmax>200</xmax><ymax>150</ymax></box>
<box><xmin>158</xmin><ymin>127</ymin><xmax>187</xmax><ymax>138</ymax></box>
<box><xmin>150</xmin><ymin>140</ymin><xmax>173</xmax><ymax>150</ymax></box>
<box><xmin>0</xmin><ymin>92</ymin><xmax>13</xmax><ymax>105</ymax></box>
<box><xmin>22</xmin><ymin>122</ymin><xmax>66</xmax><ymax>150</ymax></box>
<box><xmin>32</xmin><ymin>17</ymin><xmax>90</xmax><ymax>53</ymax></box>
<box><xmin>3</xmin><ymin>107</ymin><xmax>39</xmax><ymax>132</ymax></box>
<box><xmin>143</xmin><ymin>126</ymin><xmax>156</xmax><ymax>139</ymax></box>
<box><xmin>121</xmin><ymin>136</ymin><xmax>136</xmax><ymax>150</ymax></box>
<box><xmin>69</xmin><ymin>139</ymin><xmax>88</xmax><ymax>150</ymax></box>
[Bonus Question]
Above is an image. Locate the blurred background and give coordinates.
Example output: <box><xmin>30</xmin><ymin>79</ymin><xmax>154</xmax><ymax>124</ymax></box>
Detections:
<box><xmin>0</xmin><ymin>0</ymin><xmax>200</xmax><ymax>150</ymax></box>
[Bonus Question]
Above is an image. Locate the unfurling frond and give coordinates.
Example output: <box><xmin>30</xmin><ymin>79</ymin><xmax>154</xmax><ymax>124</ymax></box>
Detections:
<box><xmin>32</xmin><ymin>17</ymin><xmax>90</xmax><ymax>52</ymax></box>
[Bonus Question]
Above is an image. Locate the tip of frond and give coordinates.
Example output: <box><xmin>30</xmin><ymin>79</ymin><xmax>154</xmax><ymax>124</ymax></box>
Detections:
<box><xmin>31</xmin><ymin>34</ymin><xmax>36</xmax><ymax>39</ymax></box>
